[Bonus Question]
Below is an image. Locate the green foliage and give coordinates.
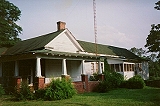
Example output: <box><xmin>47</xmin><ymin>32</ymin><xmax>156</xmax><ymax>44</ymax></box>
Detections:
<box><xmin>129</xmin><ymin>47</ymin><xmax>146</xmax><ymax>57</ymax></box>
<box><xmin>97</xmin><ymin>72</ymin><xmax>124</xmax><ymax>93</ymax></box>
<box><xmin>89</xmin><ymin>73</ymin><xmax>99</xmax><ymax>81</ymax></box>
<box><xmin>104</xmin><ymin>58</ymin><xmax>112</xmax><ymax>73</ymax></box>
<box><xmin>96</xmin><ymin>58</ymin><xmax>124</xmax><ymax>92</ymax></box>
<box><xmin>34</xmin><ymin>89</ymin><xmax>46</xmax><ymax>100</ymax></box>
<box><xmin>145</xmin><ymin>79</ymin><xmax>160</xmax><ymax>88</ymax></box>
<box><xmin>149</xmin><ymin>60</ymin><xmax>160</xmax><ymax>78</ymax></box>
<box><xmin>0</xmin><ymin>84</ymin><xmax>5</xmax><ymax>97</ymax></box>
<box><xmin>44</xmin><ymin>78</ymin><xmax>76</xmax><ymax>101</ymax></box>
<box><xmin>149</xmin><ymin>76</ymin><xmax>160</xmax><ymax>80</ymax></box>
<box><xmin>155</xmin><ymin>1</ymin><xmax>160</xmax><ymax>10</ymax></box>
<box><xmin>0</xmin><ymin>0</ymin><xmax>22</xmax><ymax>47</ymax></box>
<box><xmin>145</xmin><ymin>24</ymin><xmax>160</xmax><ymax>58</ymax></box>
<box><xmin>14</xmin><ymin>82</ymin><xmax>33</xmax><ymax>100</ymax></box>
<box><xmin>126</xmin><ymin>75</ymin><xmax>145</xmax><ymax>89</ymax></box>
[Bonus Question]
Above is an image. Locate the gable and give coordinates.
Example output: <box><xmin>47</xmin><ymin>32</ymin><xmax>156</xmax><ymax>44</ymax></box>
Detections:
<box><xmin>45</xmin><ymin>29</ymin><xmax>84</xmax><ymax>53</ymax></box>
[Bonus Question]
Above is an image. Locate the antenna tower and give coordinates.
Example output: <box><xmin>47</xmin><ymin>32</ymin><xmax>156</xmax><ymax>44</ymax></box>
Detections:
<box><xmin>93</xmin><ymin>0</ymin><xmax>97</xmax><ymax>56</ymax></box>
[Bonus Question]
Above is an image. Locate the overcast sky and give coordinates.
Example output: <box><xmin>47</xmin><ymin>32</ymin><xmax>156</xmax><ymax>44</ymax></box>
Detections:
<box><xmin>9</xmin><ymin>0</ymin><xmax>160</xmax><ymax>49</ymax></box>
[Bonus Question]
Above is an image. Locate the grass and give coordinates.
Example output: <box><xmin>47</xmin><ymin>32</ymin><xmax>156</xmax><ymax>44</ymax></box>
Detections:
<box><xmin>0</xmin><ymin>86</ymin><xmax>160</xmax><ymax>106</ymax></box>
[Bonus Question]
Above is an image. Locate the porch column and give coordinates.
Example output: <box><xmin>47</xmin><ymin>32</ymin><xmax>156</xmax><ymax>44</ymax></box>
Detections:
<box><xmin>81</xmin><ymin>60</ymin><xmax>85</xmax><ymax>74</ymax></box>
<box><xmin>98</xmin><ymin>60</ymin><xmax>102</xmax><ymax>74</ymax></box>
<box><xmin>98</xmin><ymin>60</ymin><xmax>104</xmax><ymax>81</ymax></box>
<box><xmin>62</xmin><ymin>59</ymin><xmax>67</xmax><ymax>75</ymax></box>
<box><xmin>15</xmin><ymin>61</ymin><xmax>19</xmax><ymax>76</ymax></box>
<box><xmin>36</xmin><ymin>57</ymin><xmax>42</xmax><ymax>77</ymax></box>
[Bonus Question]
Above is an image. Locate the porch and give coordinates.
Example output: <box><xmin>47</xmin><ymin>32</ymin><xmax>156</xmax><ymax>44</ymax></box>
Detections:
<box><xmin>0</xmin><ymin>55</ymin><xmax>104</xmax><ymax>93</ymax></box>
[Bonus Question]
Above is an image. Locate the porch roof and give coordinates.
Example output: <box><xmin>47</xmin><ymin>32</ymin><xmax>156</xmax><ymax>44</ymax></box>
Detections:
<box><xmin>77</xmin><ymin>40</ymin><xmax>141</xmax><ymax>60</ymax></box>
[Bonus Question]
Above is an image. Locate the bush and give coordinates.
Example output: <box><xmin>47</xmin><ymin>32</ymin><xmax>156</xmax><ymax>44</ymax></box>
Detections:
<box><xmin>97</xmin><ymin>72</ymin><xmax>124</xmax><ymax>93</ymax></box>
<box><xmin>14</xmin><ymin>82</ymin><xmax>34</xmax><ymax>100</ymax></box>
<box><xmin>34</xmin><ymin>89</ymin><xmax>46</xmax><ymax>100</ymax></box>
<box><xmin>0</xmin><ymin>84</ymin><xmax>5</xmax><ymax>97</ymax></box>
<box><xmin>44</xmin><ymin>78</ymin><xmax>76</xmax><ymax>100</ymax></box>
<box><xmin>89</xmin><ymin>73</ymin><xmax>99</xmax><ymax>81</ymax></box>
<box><xmin>108</xmin><ymin>72</ymin><xmax>124</xmax><ymax>88</ymax></box>
<box><xmin>126</xmin><ymin>75</ymin><xmax>145</xmax><ymax>89</ymax></box>
<box><xmin>149</xmin><ymin>76</ymin><xmax>160</xmax><ymax>80</ymax></box>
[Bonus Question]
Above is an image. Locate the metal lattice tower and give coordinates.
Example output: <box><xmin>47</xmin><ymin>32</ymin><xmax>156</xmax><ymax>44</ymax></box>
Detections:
<box><xmin>93</xmin><ymin>0</ymin><xmax>97</xmax><ymax>56</ymax></box>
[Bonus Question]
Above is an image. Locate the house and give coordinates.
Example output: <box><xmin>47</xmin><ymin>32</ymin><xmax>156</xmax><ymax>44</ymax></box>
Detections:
<box><xmin>0</xmin><ymin>21</ymin><xmax>149</xmax><ymax>92</ymax></box>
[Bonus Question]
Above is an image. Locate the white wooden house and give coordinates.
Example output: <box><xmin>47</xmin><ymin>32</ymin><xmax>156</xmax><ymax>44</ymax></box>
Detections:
<box><xmin>0</xmin><ymin>21</ymin><xmax>149</xmax><ymax>91</ymax></box>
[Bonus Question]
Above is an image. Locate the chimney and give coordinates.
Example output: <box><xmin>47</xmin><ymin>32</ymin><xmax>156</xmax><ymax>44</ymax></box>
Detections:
<box><xmin>57</xmin><ymin>21</ymin><xmax>66</xmax><ymax>31</ymax></box>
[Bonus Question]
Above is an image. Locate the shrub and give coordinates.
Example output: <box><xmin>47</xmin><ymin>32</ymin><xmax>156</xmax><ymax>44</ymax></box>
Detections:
<box><xmin>120</xmin><ymin>80</ymin><xmax>128</xmax><ymax>88</ymax></box>
<box><xmin>89</xmin><ymin>73</ymin><xmax>99</xmax><ymax>81</ymax></box>
<box><xmin>126</xmin><ymin>75</ymin><xmax>145</xmax><ymax>89</ymax></box>
<box><xmin>34</xmin><ymin>89</ymin><xmax>46</xmax><ymax>100</ymax></box>
<box><xmin>14</xmin><ymin>82</ymin><xmax>34</xmax><ymax>100</ymax></box>
<box><xmin>96</xmin><ymin>76</ymin><xmax>110</xmax><ymax>93</ymax></box>
<box><xmin>0</xmin><ymin>84</ymin><xmax>5</xmax><ymax>97</ymax></box>
<box><xmin>108</xmin><ymin>72</ymin><xmax>124</xmax><ymax>88</ymax></box>
<box><xmin>97</xmin><ymin>72</ymin><xmax>124</xmax><ymax>93</ymax></box>
<box><xmin>44</xmin><ymin>78</ymin><xmax>76</xmax><ymax>100</ymax></box>
<box><xmin>149</xmin><ymin>76</ymin><xmax>160</xmax><ymax>80</ymax></box>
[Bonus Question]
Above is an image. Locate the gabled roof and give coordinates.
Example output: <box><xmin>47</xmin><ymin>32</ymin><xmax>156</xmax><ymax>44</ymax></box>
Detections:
<box><xmin>77</xmin><ymin>40</ymin><xmax>140</xmax><ymax>60</ymax></box>
<box><xmin>4</xmin><ymin>30</ymin><xmax>65</xmax><ymax>55</ymax></box>
<box><xmin>3</xmin><ymin>28</ymin><xmax>140</xmax><ymax>60</ymax></box>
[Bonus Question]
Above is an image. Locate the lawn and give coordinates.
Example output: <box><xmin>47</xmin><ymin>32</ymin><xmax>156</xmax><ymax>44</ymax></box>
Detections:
<box><xmin>0</xmin><ymin>86</ymin><xmax>160</xmax><ymax>106</ymax></box>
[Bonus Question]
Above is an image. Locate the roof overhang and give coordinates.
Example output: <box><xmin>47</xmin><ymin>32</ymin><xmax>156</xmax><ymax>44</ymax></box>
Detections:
<box><xmin>0</xmin><ymin>49</ymin><xmax>100</xmax><ymax>62</ymax></box>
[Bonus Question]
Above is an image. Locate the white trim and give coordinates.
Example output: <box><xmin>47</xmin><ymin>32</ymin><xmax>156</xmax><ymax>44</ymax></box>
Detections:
<box><xmin>45</xmin><ymin>29</ymin><xmax>84</xmax><ymax>52</ymax></box>
<box><xmin>81</xmin><ymin>60</ymin><xmax>85</xmax><ymax>74</ymax></box>
<box><xmin>98</xmin><ymin>61</ymin><xmax>102</xmax><ymax>74</ymax></box>
<box><xmin>36</xmin><ymin>57</ymin><xmax>42</xmax><ymax>77</ymax></box>
<box><xmin>62</xmin><ymin>59</ymin><xmax>67</xmax><ymax>75</ymax></box>
<box><xmin>65</xmin><ymin>29</ymin><xmax>84</xmax><ymax>52</ymax></box>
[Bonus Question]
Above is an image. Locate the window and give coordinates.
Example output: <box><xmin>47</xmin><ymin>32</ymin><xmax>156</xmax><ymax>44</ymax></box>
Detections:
<box><xmin>115</xmin><ymin>64</ymin><xmax>119</xmax><ymax>72</ymax></box>
<box><xmin>91</xmin><ymin>63</ymin><xmax>94</xmax><ymax>71</ymax></box>
<box><xmin>96</xmin><ymin>63</ymin><xmax>98</xmax><ymax>72</ymax></box>
<box><xmin>120</xmin><ymin>64</ymin><xmax>123</xmax><ymax>72</ymax></box>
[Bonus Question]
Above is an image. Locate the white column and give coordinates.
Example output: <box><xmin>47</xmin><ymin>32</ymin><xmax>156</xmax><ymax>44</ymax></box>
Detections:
<box><xmin>98</xmin><ymin>60</ymin><xmax>102</xmax><ymax>74</ymax></box>
<box><xmin>36</xmin><ymin>57</ymin><xmax>42</xmax><ymax>77</ymax></box>
<box><xmin>123</xmin><ymin>63</ymin><xmax>124</xmax><ymax>72</ymax></box>
<box><xmin>81</xmin><ymin>60</ymin><xmax>85</xmax><ymax>74</ymax></box>
<box><xmin>62</xmin><ymin>59</ymin><xmax>67</xmax><ymax>75</ymax></box>
<box><xmin>0</xmin><ymin>63</ymin><xmax>2</xmax><ymax>77</ymax></box>
<box><xmin>15</xmin><ymin>61</ymin><xmax>19</xmax><ymax>76</ymax></box>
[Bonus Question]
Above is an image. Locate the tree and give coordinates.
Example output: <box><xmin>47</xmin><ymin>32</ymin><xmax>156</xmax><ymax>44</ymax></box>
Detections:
<box><xmin>155</xmin><ymin>1</ymin><xmax>160</xmax><ymax>10</ymax></box>
<box><xmin>145</xmin><ymin>24</ymin><xmax>160</xmax><ymax>57</ymax></box>
<box><xmin>129</xmin><ymin>47</ymin><xmax>146</xmax><ymax>58</ymax></box>
<box><xmin>145</xmin><ymin>1</ymin><xmax>160</xmax><ymax>60</ymax></box>
<box><xmin>0</xmin><ymin>0</ymin><xmax>22</xmax><ymax>47</ymax></box>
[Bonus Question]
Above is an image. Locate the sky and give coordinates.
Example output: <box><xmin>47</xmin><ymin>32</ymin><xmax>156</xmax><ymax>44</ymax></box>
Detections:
<box><xmin>8</xmin><ymin>0</ymin><xmax>160</xmax><ymax>50</ymax></box>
